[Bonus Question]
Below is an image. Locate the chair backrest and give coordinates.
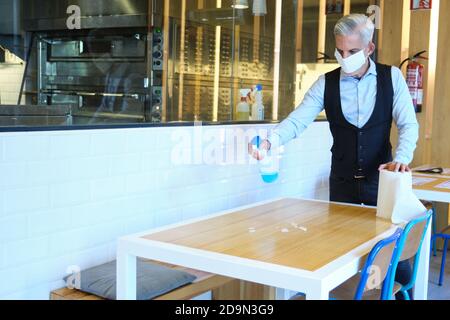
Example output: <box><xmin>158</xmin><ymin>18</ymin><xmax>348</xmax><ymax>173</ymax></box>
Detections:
<box><xmin>354</xmin><ymin>228</ymin><xmax>403</xmax><ymax>300</ymax></box>
<box><xmin>384</xmin><ymin>210</ymin><xmax>432</xmax><ymax>299</ymax></box>
<box><xmin>400</xmin><ymin>219</ymin><xmax>428</xmax><ymax>260</ymax></box>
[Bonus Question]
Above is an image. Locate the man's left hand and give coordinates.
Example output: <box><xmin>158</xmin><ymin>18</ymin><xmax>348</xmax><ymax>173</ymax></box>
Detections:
<box><xmin>379</xmin><ymin>162</ymin><xmax>411</xmax><ymax>173</ymax></box>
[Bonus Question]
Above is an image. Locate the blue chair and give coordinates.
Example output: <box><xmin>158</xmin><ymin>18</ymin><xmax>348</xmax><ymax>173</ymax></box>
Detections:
<box><xmin>290</xmin><ymin>229</ymin><xmax>403</xmax><ymax>300</ymax></box>
<box><xmin>431</xmin><ymin>226</ymin><xmax>450</xmax><ymax>286</ymax></box>
<box><xmin>427</xmin><ymin>200</ymin><xmax>450</xmax><ymax>286</ymax></box>
<box><xmin>385</xmin><ymin>211</ymin><xmax>432</xmax><ymax>300</ymax></box>
<box><xmin>427</xmin><ymin>202</ymin><xmax>450</xmax><ymax>286</ymax></box>
<box><xmin>330</xmin><ymin>228</ymin><xmax>403</xmax><ymax>300</ymax></box>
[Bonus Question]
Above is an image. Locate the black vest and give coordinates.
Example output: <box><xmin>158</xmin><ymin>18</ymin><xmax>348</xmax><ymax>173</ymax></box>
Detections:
<box><xmin>324</xmin><ymin>63</ymin><xmax>394</xmax><ymax>179</ymax></box>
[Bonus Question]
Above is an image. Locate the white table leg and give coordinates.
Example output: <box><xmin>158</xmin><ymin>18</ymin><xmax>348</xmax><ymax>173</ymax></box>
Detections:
<box><xmin>117</xmin><ymin>249</ymin><xmax>137</xmax><ymax>300</ymax></box>
<box><xmin>305</xmin><ymin>286</ymin><xmax>329</xmax><ymax>300</ymax></box>
<box><xmin>414</xmin><ymin>219</ymin><xmax>431</xmax><ymax>300</ymax></box>
<box><xmin>275</xmin><ymin>288</ymin><xmax>298</xmax><ymax>300</ymax></box>
<box><xmin>275</xmin><ymin>288</ymin><xmax>287</xmax><ymax>300</ymax></box>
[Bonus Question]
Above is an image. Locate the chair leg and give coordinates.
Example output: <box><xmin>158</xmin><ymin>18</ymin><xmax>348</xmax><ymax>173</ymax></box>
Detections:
<box><xmin>402</xmin><ymin>290</ymin><xmax>410</xmax><ymax>301</ymax></box>
<box><xmin>439</xmin><ymin>238</ymin><xmax>448</xmax><ymax>286</ymax></box>
<box><xmin>432</xmin><ymin>207</ymin><xmax>437</xmax><ymax>257</ymax></box>
<box><xmin>431</xmin><ymin>235</ymin><xmax>436</xmax><ymax>259</ymax></box>
<box><xmin>432</xmin><ymin>235</ymin><xmax>437</xmax><ymax>257</ymax></box>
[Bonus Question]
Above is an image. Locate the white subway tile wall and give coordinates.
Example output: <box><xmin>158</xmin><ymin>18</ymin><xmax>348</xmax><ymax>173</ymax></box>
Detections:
<box><xmin>0</xmin><ymin>123</ymin><xmax>332</xmax><ymax>299</ymax></box>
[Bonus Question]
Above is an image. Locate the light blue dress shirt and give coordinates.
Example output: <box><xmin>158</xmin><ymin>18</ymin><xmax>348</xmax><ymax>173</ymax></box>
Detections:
<box><xmin>269</xmin><ymin>59</ymin><xmax>419</xmax><ymax>165</ymax></box>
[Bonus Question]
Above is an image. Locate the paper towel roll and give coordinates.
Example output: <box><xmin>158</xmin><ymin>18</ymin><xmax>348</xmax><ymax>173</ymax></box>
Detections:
<box><xmin>376</xmin><ymin>170</ymin><xmax>427</xmax><ymax>224</ymax></box>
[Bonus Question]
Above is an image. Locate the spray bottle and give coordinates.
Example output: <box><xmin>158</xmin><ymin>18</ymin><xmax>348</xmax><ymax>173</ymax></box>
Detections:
<box><xmin>250</xmin><ymin>136</ymin><xmax>279</xmax><ymax>183</ymax></box>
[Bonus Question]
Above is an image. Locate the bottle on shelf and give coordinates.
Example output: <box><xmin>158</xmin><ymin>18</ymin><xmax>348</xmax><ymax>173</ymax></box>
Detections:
<box><xmin>250</xmin><ymin>84</ymin><xmax>264</xmax><ymax>121</ymax></box>
<box><xmin>236</xmin><ymin>89</ymin><xmax>251</xmax><ymax>121</ymax></box>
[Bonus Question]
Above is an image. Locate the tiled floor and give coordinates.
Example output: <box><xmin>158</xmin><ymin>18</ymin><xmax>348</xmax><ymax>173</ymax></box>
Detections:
<box><xmin>428</xmin><ymin>252</ymin><xmax>450</xmax><ymax>300</ymax></box>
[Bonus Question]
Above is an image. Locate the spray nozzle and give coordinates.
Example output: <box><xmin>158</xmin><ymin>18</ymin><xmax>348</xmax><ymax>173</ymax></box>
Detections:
<box><xmin>240</xmin><ymin>89</ymin><xmax>251</xmax><ymax>97</ymax></box>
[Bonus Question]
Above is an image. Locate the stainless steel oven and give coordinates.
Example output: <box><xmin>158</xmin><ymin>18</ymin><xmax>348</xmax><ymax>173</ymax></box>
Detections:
<box><xmin>19</xmin><ymin>0</ymin><xmax>165</xmax><ymax>124</ymax></box>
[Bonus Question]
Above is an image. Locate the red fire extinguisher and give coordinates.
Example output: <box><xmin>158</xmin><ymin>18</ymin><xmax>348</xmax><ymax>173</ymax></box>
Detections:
<box><xmin>400</xmin><ymin>50</ymin><xmax>427</xmax><ymax>113</ymax></box>
<box><xmin>411</xmin><ymin>0</ymin><xmax>432</xmax><ymax>10</ymax></box>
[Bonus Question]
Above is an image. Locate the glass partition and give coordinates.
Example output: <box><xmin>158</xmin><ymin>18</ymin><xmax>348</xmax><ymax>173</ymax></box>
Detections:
<box><xmin>0</xmin><ymin>0</ymin><xmax>378</xmax><ymax>129</ymax></box>
<box><xmin>165</xmin><ymin>0</ymin><xmax>287</xmax><ymax>123</ymax></box>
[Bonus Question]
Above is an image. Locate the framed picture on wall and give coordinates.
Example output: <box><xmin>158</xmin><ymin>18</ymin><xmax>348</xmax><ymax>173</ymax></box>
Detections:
<box><xmin>326</xmin><ymin>0</ymin><xmax>344</xmax><ymax>14</ymax></box>
<box><xmin>411</xmin><ymin>0</ymin><xmax>432</xmax><ymax>10</ymax></box>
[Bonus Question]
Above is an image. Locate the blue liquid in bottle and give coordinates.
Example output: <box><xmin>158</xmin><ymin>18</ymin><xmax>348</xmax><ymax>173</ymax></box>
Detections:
<box><xmin>261</xmin><ymin>172</ymin><xmax>279</xmax><ymax>183</ymax></box>
<box><xmin>251</xmin><ymin>136</ymin><xmax>279</xmax><ymax>184</ymax></box>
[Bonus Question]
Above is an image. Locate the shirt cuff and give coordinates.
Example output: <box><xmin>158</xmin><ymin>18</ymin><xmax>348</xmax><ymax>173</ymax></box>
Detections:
<box><xmin>267</xmin><ymin>132</ymin><xmax>281</xmax><ymax>150</ymax></box>
<box><xmin>393</xmin><ymin>155</ymin><xmax>411</xmax><ymax>165</ymax></box>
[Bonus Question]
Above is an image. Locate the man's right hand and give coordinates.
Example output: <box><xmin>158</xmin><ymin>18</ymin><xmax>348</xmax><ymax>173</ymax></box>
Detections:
<box><xmin>248</xmin><ymin>139</ymin><xmax>271</xmax><ymax>161</ymax></box>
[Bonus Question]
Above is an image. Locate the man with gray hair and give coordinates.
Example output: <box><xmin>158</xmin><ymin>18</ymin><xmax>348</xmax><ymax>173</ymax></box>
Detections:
<box><xmin>249</xmin><ymin>14</ymin><xmax>419</xmax><ymax>299</ymax></box>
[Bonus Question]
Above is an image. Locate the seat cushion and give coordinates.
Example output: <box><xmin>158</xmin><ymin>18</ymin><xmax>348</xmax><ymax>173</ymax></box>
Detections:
<box><xmin>63</xmin><ymin>259</ymin><xmax>197</xmax><ymax>300</ymax></box>
<box><xmin>330</xmin><ymin>275</ymin><xmax>402</xmax><ymax>300</ymax></box>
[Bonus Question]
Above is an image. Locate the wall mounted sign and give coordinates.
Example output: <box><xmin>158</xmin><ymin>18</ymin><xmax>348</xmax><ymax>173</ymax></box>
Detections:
<box><xmin>326</xmin><ymin>0</ymin><xmax>344</xmax><ymax>14</ymax></box>
<box><xmin>411</xmin><ymin>0</ymin><xmax>432</xmax><ymax>10</ymax></box>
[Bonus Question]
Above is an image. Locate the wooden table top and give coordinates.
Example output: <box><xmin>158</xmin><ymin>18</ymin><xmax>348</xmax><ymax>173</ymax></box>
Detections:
<box><xmin>413</xmin><ymin>165</ymin><xmax>450</xmax><ymax>194</ymax></box>
<box><xmin>413</xmin><ymin>177</ymin><xmax>450</xmax><ymax>193</ymax></box>
<box><xmin>142</xmin><ymin>198</ymin><xmax>394</xmax><ymax>272</ymax></box>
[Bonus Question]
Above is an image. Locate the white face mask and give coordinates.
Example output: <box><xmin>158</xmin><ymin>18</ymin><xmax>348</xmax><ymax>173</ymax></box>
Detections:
<box><xmin>335</xmin><ymin>49</ymin><xmax>367</xmax><ymax>74</ymax></box>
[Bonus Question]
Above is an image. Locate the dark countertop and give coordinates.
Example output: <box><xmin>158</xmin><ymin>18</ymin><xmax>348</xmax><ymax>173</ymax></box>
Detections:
<box><xmin>0</xmin><ymin>118</ymin><xmax>328</xmax><ymax>132</ymax></box>
<box><xmin>0</xmin><ymin>105</ymin><xmax>328</xmax><ymax>132</ymax></box>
